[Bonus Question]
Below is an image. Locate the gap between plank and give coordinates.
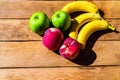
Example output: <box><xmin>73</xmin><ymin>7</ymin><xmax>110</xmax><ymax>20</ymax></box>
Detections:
<box><xmin>0</xmin><ymin>65</ymin><xmax>120</xmax><ymax>69</ymax></box>
<box><xmin>0</xmin><ymin>18</ymin><xmax>120</xmax><ymax>20</ymax></box>
<box><xmin>0</xmin><ymin>40</ymin><xmax>42</xmax><ymax>42</ymax></box>
<box><xmin>0</xmin><ymin>40</ymin><xmax>119</xmax><ymax>42</ymax></box>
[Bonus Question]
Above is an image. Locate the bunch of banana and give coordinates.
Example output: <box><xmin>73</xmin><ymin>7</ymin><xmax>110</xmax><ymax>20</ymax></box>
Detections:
<box><xmin>69</xmin><ymin>12</ymin><xmax>102</xmax><ymax>39</ymax></box>
<box><xmin>61</xmin><ymin>1</ymin><xmax>116</xmax><ymax>49</ymax></box>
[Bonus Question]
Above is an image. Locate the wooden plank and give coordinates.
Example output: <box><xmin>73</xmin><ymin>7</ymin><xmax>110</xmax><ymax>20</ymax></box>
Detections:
<box><xmin>70</xmin><ymin>40</ymin><xmax>120</xmax><ymax>66</ymax></box>
<box><xmin>0</xmin><ymin>1</ymin><xmax>120</xmax><ymax>18</ymax></box>
<box><xmin>0</xmin><ymin>19</ymin><xmax>119</xmax><ymax>40</ymax></box>
<box><xmin>84</xmin><ymin>41</ymin><xmax>120</xmax><ymax>65</ymax></box>
<box><xmin>0</xmin><ymin>19</ymin><xmax>42</xmax><ymax>40</ymax></box>
<box><xmin>0</xmin><ymin>66</ymin><xmax>119</xmax><ymax>80</ymax></box>
<box><xmin>0</xmin><ymin>41</ymin><xmax>76</xmax><ymax>67</ymax></box>
<box><xmin>0</xmin><ymin>1</ymin><xmax>71</xmax><ymax>18</ymax></box>
<box><xmin>93</xmin><ymin>1</ymin><xmax>120</xmax><ymax>18</ymax></box>
<box><xmin>0</xmin><ymin>41</ymin><xmax>119</xmax><ymax>67</ymax></box>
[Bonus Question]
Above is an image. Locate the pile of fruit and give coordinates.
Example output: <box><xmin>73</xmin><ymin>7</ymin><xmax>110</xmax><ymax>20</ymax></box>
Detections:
<box><xmin>29</xmin><ymin>1</ymin><xmax>116</xmax><ymax>60</ymax></box>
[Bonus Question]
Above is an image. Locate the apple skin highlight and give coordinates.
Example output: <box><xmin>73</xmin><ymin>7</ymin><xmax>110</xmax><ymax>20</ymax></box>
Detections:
<box><xmin>42</xmin><ymin>28</ymin><xmax>64</xmax><ymax>51</ymax></box>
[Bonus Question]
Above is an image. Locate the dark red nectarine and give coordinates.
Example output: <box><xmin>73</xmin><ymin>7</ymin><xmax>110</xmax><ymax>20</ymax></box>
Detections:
<box><xmin>42</xmin><ymin>28</ymin><xmax>64</xmax><ymax>50</ymax></box>
<box><xmin>59</xmin><ymin>38</ymin><xmax>80</xmax><ymax>60</ymax></box>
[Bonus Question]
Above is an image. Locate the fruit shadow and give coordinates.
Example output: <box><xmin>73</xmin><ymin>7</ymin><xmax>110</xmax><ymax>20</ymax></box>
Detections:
<box><xmin>72</xmin><ymin>29</ymin><xmax>115</xmax><ymax>66</ymax></box>
<box><xmin>70</xmin><ymin>9</ymin><xmax>105</xmax><ymax>19</ymax></box>
<box><xmin>51</xmin><ymin>10</ymin><xmax>119</xmax><ymax>66</ymax></box>
<box><xmin>71</xmin><ymin>9</ymin><xmax>117</xmax><ymax>66</ymax></box>
<box><xmin>54</xmin><ymin>28</ymin><xmax>118</xmax><ymax>66</ymax></box>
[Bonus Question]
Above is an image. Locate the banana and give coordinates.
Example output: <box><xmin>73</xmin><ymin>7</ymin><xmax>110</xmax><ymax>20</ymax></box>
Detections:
<box><xmin>77</xmin><ymin>19</ymin><xmax>116</xmax><ymax>49</ymax></box>
<box><xmin>69</xmin><ymin>13</ymin><xmax>102</xmax><ymax>39</ymax></box>
<box><xmin>62</xmin><ymin>1</ymin><xmax>99</xmax><ymax>14</ymax></box>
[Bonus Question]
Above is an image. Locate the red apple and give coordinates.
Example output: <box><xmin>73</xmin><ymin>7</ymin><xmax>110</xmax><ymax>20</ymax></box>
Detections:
<box><xmin>42</xmin><ymin>28</ymin><xmax>64</xmax><ymax>50</ymax></box>
<box><xmin>59</xmin><ymin>38</ymin><xmax>80</xmax><ymax>60</ymax></box>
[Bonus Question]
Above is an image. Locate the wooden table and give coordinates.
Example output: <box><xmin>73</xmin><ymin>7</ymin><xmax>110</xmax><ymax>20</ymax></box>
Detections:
<box><xmin>0</xmin><ymin>0</ymin><xmax>120</xmax><ymax>80</ymax></box>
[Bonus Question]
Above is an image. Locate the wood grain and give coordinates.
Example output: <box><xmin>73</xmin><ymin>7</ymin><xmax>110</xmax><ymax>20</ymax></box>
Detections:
<box><xmin>0</xmin><ymin>67</ymin><xmax>119</xmax><ymax>80</ymax></box>
<box><xmin>0</xmin><ymin>41</ymin><xmax>119</xmax><ymax>67</ymax></box>
<box><xmin>0</xmin><ymin>19</ymin><xmax>119</xmax><ymax>40</ymax></box>
<box><xmin>0</xmin><ymin>41</ymin><xmax>76</xmax><ymax>67</ymax></box>
<box><xmin>0</xmin><ymin>1</ymin><xmax>120</xmax><ymax>18</ymax></box>
<box><xmin>0</xmin><ymin>19</ymin><xmax>42</xmax><ymax>40</ymax></box>
<box><xmin>0</xmin><ymin>1</ymin><xmax>120</xmax><ymax>80</ymax></box>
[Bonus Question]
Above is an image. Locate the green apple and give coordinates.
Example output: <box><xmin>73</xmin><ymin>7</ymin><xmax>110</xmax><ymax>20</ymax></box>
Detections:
<box><xmin>29</xmin><ymin>12</ymin><xmax>50</xmax><ymax>35</ymax></box>
<box><xmin>51</xmin><ymin>10</ymin><xmax>71</xmax><ymax>31</ymax></box>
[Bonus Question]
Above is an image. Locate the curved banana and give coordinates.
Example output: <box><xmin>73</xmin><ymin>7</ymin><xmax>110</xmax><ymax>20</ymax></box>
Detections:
<box><xmin>62</xmin><ymin>1</ymin><xmax>99</xmax><ymax>14</ymax></box>
<box><xmin>77</xmin><ymin>19</ymin><xmax>116</xmax><ymax>49</ymax></box>
<box><xmin>69</xmin><ymin>13</ymin><xmax>102</xmax><ymax>39</ymax></box>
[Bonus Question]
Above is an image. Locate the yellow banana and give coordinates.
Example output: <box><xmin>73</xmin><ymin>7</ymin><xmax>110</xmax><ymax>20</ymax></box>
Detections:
<box><xmin>77</xmin><ymin>19</ymin><xmax>116</xmax><ymax>49</ymax></box>
<box><xmin>62</xmin><ymin>1</ymin><xmax>99</xmax><ymax>14</ymax></box>
<box><xmin>69</xmin><ymin>13</ymin><xmax>102</xmax><ymax>39</ymax></box>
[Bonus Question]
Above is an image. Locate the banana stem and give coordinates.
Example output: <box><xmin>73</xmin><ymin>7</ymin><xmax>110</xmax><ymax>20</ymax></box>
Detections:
<box><xmin>108</xmin><ymin>25</ymin><xmax>116</xmax><ymax>31</ymax></box>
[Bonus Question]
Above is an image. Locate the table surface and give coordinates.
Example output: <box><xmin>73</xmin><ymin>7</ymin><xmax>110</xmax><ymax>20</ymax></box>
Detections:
<box><xmin>0</xmin><ymin>0</ymin><xmax>120</xmax><ymax>80</ymax></box>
